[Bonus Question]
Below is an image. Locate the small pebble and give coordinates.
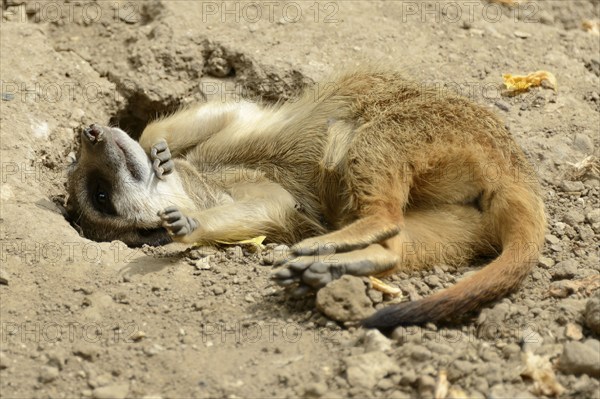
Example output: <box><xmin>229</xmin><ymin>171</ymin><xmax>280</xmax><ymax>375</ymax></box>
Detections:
<box><xmin>189</xmin><ymin>246</ymin><xmax>217</xmax><ymax>259</ymax></box>
<box><xmin>72</xmin><ymin>343</ymin><xmax>100</xmax><ymax>361</ymax></box>
<box><xmin>0</xmin><ymin>269</ymin><xmax>8</xmax><ymax>285</ymax></box>
<box><xmin>130</xmin><ymin>330</ymin><xmax>146</xmax><ymax>342</ymax></box>
<box><xmin>70</xmin><ymin>108</ymin><xmax>85</xmax><ymax>121</ymax></box>
<box><xmin>194</xmin><ymin>257</ymin><xmax>212</xmax><ymax>270</ymax></box>
<box><xmin>39</xmin><ymin>365</ymin><xmax>59</xmax><ymax>383</ymax></box>
<box><xmin>562</xmin><ymin>210</ymin><xmax>585</xmax><ymax>226</ymax></box>
<box><xmin>573</xmin><ymin>133</ymin><xmax>594</xmax><ymax>153</ymax></box>
<box><xmin>387</xmin><ymin>391</ymin><xmax>411</xmax><ymax>399</ymax></box>
<box><xmin>46</xmin><ymin>350</ymin><xmax>66</xmax><ymax>370</ymax></box>
<box><xmin>143</xmin><ymin>344</ymin><xmax>164</xmax><ymax>357</ymax></box>
<box><xmin>424</xmin><ymin>275</ymin><xmax>441</xmax><ymax>288</ymax></box>
<box><xmin>514</xmin><ymin>30</ymin><xmax>531</xmax><ymax>38</ymax></box>
<box><xmin>559</xmin><ymin>340</ymin><xmax>600</xmax><ymax>377</ymax></box>
<box><xmin>495</xmin><ymin>101</ymin><xmax>510</xmax><ymax>112</ymax></box>
<box><xmin>304</xmin><ymin>382</ymin><xmax>328</xmax><ymax>397</ymax></box>
<box><xmin>367</xmin><ymin>288</ymin><xmax>383</xmax><ymax>304</ymax></box>
<box><xmin>0</xmin><ymin>352</ymin><xmax>9</xmax><ymax>369</ymax></box>
<box><xmin>560</xmin><ymin>181</ymin><xmax>585</xmax><ymax>193</ymax></box>
<box><xmin>212</xmin><ymin>286</ymin><xmax>225</xmax><ymax>295</ymax></box>
<box><xmin>226</xmin><ymin>246</ymin><xmax>244</xmax><ymax>259</ymax></box>
<box><xmin>584</xmin><ymin>296</ymin><xmax>600</xmax><ymax>335</ymax></box>
<box><xmin>409</xmin><ymin>345</ymin><xmax>432</xmax><ymax>362</ymax></box>
<box><xmin>538</xmin><ymin>257</ymin><xmax>555</xmax><ymax>269</ymax></box>
<box><xmin>205</xmin><ymin>56</ymin><xmax>232</xmax><ymax>78</ymax></box>
<box><xmin>418</xmin><ymin>375</ymin><xmax>436</xmax><ymax>396</ymax></box>
<box><xmin>565</xmin><ymin>323</ymin><xmax>583</xmax><ymax>341</ymax></box>
<box><xmin>363</xmin><ymin>329</ymin><xmax>392</xmax><ymax>353</ymax></box>
<box><xmin>92</xmin><ymin>383</ymin><xmax>129</xmax><ymax>399</ymax></box>
<box><xmin>586</xmin><ymin>209</ymin><xmax>600</xmax><ymax>224</ymax></box>
<box><xmin>344</xmin><ymin>351</ymin><xmax>400</xmax><ymax>389</ymax></box>
<box><xmin>551</xmin><ymin>260</ymin><xmax>578</xmax><ymax>280</ymax></box>
<box><xmin>545</xmin><ymin>234</ymin><xmax>560</xmax><ymax>245</ymax></box>
<box><xmin>114</xmin><ymin>291</ymin><xmax>129</xmax><ymax>304</ymax></box>
<box><xmin>502</xmin><ymin>343</ymin><xmax>521</xmax><ymax>359</ymax></box>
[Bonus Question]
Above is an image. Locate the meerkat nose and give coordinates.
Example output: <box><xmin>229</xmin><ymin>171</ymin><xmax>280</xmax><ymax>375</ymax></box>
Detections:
<box><xmin>83</xmin><ymin>124</ymin><xmax>103</xmax><ymax>143</ymax></box>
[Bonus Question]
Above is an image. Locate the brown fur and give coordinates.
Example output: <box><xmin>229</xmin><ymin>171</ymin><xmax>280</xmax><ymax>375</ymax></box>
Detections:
<box><xmin>67</xmin><ymin>66</ymin><xmax>546</xmax><ymax>329</ymax></box>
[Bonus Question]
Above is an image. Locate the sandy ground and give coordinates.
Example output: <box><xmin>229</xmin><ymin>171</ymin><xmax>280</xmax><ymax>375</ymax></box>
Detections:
<box><xmin>1</xmin><ymin>1</ymin><xmax>599</xmax><ymax>398</ymax></box>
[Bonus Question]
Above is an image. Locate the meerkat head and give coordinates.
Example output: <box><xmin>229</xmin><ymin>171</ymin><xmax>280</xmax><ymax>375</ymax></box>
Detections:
<box><xmin>66</xmin><ymin>124</ymin><xmax>173</xmax><ymax>246</ymax></box>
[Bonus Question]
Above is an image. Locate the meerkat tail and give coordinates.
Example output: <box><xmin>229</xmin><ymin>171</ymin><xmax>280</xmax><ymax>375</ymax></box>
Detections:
<box><xmin>362</xmin><ymin>185</ymin><xmax>546</xmax><ymax>331</ymax></box>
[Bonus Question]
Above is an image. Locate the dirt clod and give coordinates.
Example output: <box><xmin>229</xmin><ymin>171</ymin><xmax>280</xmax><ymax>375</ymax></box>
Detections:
<box><xmin>584</xmin><ymin>296</ymin><xmax>600</xmax><ymax>335</ymax></box>
<box><xmin>559</xmin><ymin>340</ymin><xmax>600</xmax><ymax>377</ymax></box>
<box><xmin>344</xmin><ymin>351</ymin><xmax>399</xmax><ymax>389</ymax></box>
<box><xmin>363</xmin><ymin>329</ymin><xmax>392</xmax><ymax>353</ymax></box>
<box><xmin>316</xmin><ymin>276</ymin><xmax>375</xmax><ymax>322</ymax></box>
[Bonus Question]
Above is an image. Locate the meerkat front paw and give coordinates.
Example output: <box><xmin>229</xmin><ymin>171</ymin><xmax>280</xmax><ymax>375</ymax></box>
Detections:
<box><xmin>151</xmin><ymin>140</ymin><xmax>174</xmax><ymax>179</ymax></box>
<box><xmin>158</xmin><ymin>206</ymin><xmax>198</xmax><ymax>237</ymax></box>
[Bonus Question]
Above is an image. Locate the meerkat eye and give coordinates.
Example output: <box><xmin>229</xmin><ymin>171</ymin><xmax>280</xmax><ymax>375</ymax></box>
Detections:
<box><xmin>96</xmin><ymin>191</ymin><xmax>108</xmax><ymax>203</ymax></box>
<box><xmin>90</xmin><ymin>181</ymin><xmax>117</xmax><ymax>216</ymax></box>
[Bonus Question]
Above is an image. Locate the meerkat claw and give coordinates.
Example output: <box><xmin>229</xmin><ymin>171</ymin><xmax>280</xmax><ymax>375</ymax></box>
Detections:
<box><xmin>290</xmin><ymin>284</ymin><xmax>312</xmax><ymax>298</ymax></box>
<box><xmin>272</xmin><ymin>267</ymin><xmax>296</xmax><ymax>281</ymax></box>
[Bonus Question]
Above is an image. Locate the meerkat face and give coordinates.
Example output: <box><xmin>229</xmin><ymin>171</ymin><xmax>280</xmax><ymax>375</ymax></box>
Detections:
<box><xmin>66</xmin><ymin>124</ymin><xmax>174</xmax><ymax>246</ymax></box>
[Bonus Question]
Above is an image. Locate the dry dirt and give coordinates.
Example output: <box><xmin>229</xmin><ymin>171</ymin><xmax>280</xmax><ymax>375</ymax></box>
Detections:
<box><xmin>1</xmin><ymin>1</ymin><xmax>599</xmax><ymax>398</ymax></box>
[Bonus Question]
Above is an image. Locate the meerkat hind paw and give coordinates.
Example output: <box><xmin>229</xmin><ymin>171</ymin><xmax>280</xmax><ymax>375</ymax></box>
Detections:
<box><xmin>272</xmin><ymin>256</ymin><xmax>315</xmax><ymax>283</ymax></box>
<box><xmin>274</xmin><ymin>251</ymin><xmax>396</xmax><ymax>291</ymax></box>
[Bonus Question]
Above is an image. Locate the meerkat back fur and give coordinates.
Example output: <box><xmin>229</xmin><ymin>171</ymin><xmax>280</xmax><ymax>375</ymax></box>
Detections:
<box><xmin>66</xmin><ymin>66</ymin><xmax>546</xmax><ymax>329</ymax></box>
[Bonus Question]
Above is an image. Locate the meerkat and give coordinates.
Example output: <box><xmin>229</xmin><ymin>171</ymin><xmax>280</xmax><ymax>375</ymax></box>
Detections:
<box><xmin>66</xmin><ymin>66</ymin><xmax>546</xmax><ymax>329</ymax></box>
